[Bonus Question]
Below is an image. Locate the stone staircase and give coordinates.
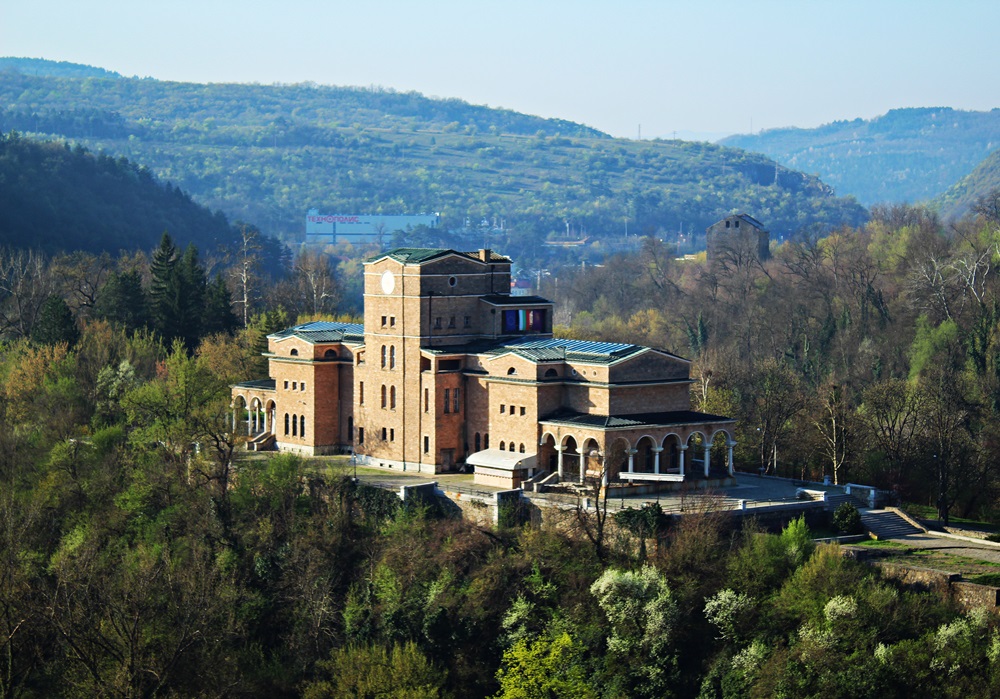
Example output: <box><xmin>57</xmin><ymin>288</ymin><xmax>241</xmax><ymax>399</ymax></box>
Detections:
<box><xmin>825</xmin><ymin>492</ymin><xmax>867</xmax><ymax>509</ymax></box>
<box><xmin>860</xmin><ymin>509</ymin><xmax>924</xmax><ymax>539</ymax></box>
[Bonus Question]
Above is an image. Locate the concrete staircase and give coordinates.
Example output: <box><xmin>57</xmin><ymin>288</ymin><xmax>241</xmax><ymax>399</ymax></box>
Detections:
<box><xmin>825</xmin><ymin>492</ymin><xmax>867</xmax><ymax>509</ymax></box>
<box><xmin>861</xmin><ymin>509</ymin><xmax>924</xmax><ymax>539</ymax></box>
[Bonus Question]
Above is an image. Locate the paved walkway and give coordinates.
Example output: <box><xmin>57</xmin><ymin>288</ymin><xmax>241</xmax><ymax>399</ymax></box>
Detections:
<box><xmin>860</xmin><ymin>508</ymin><xmax>1000</xmax><ymax>565</ymax></box>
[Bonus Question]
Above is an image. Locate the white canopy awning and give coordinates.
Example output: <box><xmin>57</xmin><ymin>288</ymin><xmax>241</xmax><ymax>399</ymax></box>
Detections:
<box><xmin>466</xmin><ymin>449</ymin><xmax>537</xmax><ymax>472</ymax></box>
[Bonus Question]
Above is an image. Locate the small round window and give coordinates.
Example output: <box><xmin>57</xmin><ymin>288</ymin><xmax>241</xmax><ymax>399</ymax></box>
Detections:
<box><xmin>448</xmin><ymin>276</ymin><xmax>457</xmax><ymax>287</ymax></box>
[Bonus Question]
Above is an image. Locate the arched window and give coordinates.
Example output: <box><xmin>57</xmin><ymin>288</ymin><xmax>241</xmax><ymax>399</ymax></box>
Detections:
<box><xmin>381</xmin><ymin>345</ymin><xmax>387</xmax><ymax>368</ymax></box>
<box><xmin>544</xmin><ymin>368</ymin><xmax>558</xmax><ymax>377</ymax></box>
<box><xmin>381</xmin><ymin>385</ymin><xmax>387</xmax><ymax>408</ymax></box>
<box><xmin>324</xmin><ymin>349</ymin><xmax>337</xmax><ymax>359</ymax></box>
<box><xmin>484</xmin><ymin>433</ymin><xmax>489</xmax><ymax>449</ymax></box>
<box><xmin>300</xmin><ymin>415</ymin><xmax>306</xmax><ymax>438</ymax></box>
<box><xmin>390</xmin><ymin>385</ymin><xmax>396</xmax><ymax>410</ymax></box>
<box><xmin>290</xmin><ymin>348</ymin><xmax>298</xmax><ymax>356</ymax></box>
<box><xmin>499</xmin><ymin>441</ymin><xmax>506</xmax><ymax>451</ymax></box>
<box><xmin>509</xmin><ymin>442</ymin><xmax>516</xmax><ymax>452</ymax></box>
<box><xmin>519</xmin><ymin>443</ymin><xmax>525</xmax><ymax>453</ymax></box>
<box><xmin>284</xmin><ymin>413</ymin><xmax>289</xmax><ymax>435</ymax></box>
<box><xmin>475</xmin><ymin>433</ymin><xmax>481</xmax><ymax>451</ymax></box>
<box><xmin>389</xmin><ymin>345</ymin><xmax>396</xmax><ymax>369</ymax></box>
<box><xmin>507</xmin><ymin>367</ymin><xmax>517</xmax><ymax>375</ymax></box>
<box><xmin>292</xmin><ymin>415</ymin><xmax>298</xmax><ymax>436</ymax></box>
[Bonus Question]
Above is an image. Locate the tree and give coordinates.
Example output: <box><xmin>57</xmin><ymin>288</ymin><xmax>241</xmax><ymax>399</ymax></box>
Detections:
<box><xmin>148</xmin><ymin>232</ymin><xmax>181</xmax><ymax>342</ymax></box>
<box><xmin>30</xmin><ymin>295</ymin><xmax>79</xmax><ymax>346</ymax></box>
<box><xmin>231</xmin><ymin>223</ymin><xmax>262</xmax><ymax>327</ymax></box>
<box><xmin>93</xmin><ymin>269</ymin><xmax>146</xmax><ymax>333</ymax></box>
<box><xmin>304</xmin><ymin>642</ymin><xmax>447</xmax><ymax>699</ymax></box>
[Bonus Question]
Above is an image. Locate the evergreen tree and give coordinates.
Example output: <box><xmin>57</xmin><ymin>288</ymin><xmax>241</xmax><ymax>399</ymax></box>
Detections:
<box><xmin>176</xmin><ymin>243</ymin><xmax>206</xmax><ymax>350</ymax></box>
<box><xmin>149</xmin><ymin>232</ymin><xmax>181</xmax><ymax>342</ymax></box>
<box><xmin>31</xmin><ymin>295</ymin><xmax>79</xmax><ymax>346</ymax></box>
<box><xmin>202</xmin><ymin>275</ymin><xmax>238</xmax><ymax>336</ymax></box>
<box><xmin>94</xmin><ymin>269</ymin><xmax>147</xmax><ymax>332</ymax></box>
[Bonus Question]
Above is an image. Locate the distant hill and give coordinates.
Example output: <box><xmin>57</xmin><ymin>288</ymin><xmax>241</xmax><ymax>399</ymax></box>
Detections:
<box><xmin>0</xmin><ymin>57</ymin><xmax>123</xmax><ymax>79</ymax></box>
<box><xmin>720</xmin><ymin>108</ymin><xmax>1000</xmax><ymax>206</ymax></box>
<box><xmin>0</xmin><ymin>131</ymin><xmax>284</xmax><ymax>266</ymax></box>
<box><xmin>0</xmin><ymin>66</ymin><xmax>868</xmax><ymax>258</ymax></box>
<box><xmin>934</xmin><ymin>148</ymin><xmax>1000</xmax><ymax>220</ymax></box>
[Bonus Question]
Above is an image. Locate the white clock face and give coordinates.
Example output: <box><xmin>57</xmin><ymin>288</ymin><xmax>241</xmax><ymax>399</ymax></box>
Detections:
<box><xmin>380</xmin><ymin>270</ymin><xmax>395</xmax><ymax>294</ymax></box>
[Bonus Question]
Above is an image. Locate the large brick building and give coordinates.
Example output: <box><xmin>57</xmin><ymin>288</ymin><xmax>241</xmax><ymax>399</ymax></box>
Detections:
<box><xmin>233</xmin><ymin>248</ymin><xmax>736</xmax><ymax>488</ymax></box>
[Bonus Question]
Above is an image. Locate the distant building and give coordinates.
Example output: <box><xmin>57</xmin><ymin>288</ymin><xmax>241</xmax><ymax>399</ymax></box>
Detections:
<box><xmin>305</xmin><ymin>210</ymin><xmax>439</xmax><ymax>246</ymax></box>
<box><xmin>232</xmin><ymin>248</ymin><xmax>736</xmax><ymax>490</ymax></box>
<box><xmin>510</xmin><ymin>278</ymin><xmax>533</xmax><ymax>297</ymax></box>
<box><xmin>706</xmin><ymin>213</ymin><xmax>770</xmax><ymax>264</ymax></box>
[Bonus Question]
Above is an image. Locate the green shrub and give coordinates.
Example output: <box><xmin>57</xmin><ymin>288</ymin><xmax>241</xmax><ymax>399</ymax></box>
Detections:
<box><xmin>833</xmin><ymin>503</ymin><xmax>864</xmax><ymax>534</ymax></box>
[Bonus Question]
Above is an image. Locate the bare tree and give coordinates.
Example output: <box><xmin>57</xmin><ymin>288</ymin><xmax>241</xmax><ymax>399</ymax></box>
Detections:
<box><xmin>0</xmin><ymin>249</ymin><xmax>53</xmax><ymax>338</ymax></box>
<box><xmin>294</xmin><ymin>250</ymin><xmax>340</xmax><ymax>317</ymax></box>
<box><xmin>231</xmin><ymin>224</ymin><xmax>262</xmax><ymax>327</ymax></box>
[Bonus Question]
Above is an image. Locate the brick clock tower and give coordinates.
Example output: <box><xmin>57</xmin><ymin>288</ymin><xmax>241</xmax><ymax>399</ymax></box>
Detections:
<box><xmin>354</xmin><ymin>248</ymin><xmax>547</xmax><ymax>473</ymax></box>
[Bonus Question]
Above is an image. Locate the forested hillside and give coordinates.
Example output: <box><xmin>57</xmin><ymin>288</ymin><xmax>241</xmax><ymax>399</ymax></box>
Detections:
<box><xmin>0</xmin><ymin>131</ymin><xmax>285</xmax><ymax>268</ymax></box>
<box><xmin>720</xmin><ymin>108</ymin><xmax>1000</xmax><ymax>206</ymax></box>
<box><xmin>0</xmin><ymin>61</ymin><xmax>867</xmax><ymax>250</ymax></box>
<box><xmin>935</xmin><ymin>148</ymin><xmax>1000</xmax><ymax>220</ymax></box>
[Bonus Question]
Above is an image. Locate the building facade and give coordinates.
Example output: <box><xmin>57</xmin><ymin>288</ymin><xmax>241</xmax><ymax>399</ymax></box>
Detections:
<box><xmin>706</xmin><ymin>213</ymin><xmax>770</xmax><ymax>264</ymax></box>
<box><xmin>233</xmin><ymin>248</ymin><xmax>736</xmax><ymax>488</ymax></box>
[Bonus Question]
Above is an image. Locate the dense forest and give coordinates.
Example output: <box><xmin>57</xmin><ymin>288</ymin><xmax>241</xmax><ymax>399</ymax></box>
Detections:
<box><xmin>0</xmin><ymin>131</ymin><xmax>287</xmax><ymax>271</ymax></box>
<box><xmin>0</xmin><ymin>60</ymin><xmax>867</xmax><ymax>252</ymax></box>
<box><xmin>721</xmin><ymin>108</ymin><xmax>1000</xmax><ymax>208</ymax></box>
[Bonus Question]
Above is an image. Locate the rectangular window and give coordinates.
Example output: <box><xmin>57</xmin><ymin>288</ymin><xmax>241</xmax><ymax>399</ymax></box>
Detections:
<box><xmin>381</xmin><ymin>315</ymin><xmax>387</xmax><ymax>327</ymax></box>
<box><xmin>520</xmin><ymin>406</ymin><xmax>526</xmax><ymax>416</ymax></box>
<box><xmin>424</xmin><ymin>388</ymin><xmax>429</xmax><ymax>412</ymax></box>
<box><xmin>453</xmin><ymin>387</ymin><xmax>460</xmax><ymax>413</ymax></box>
<box><xmin>292</xmin><ymin>381</ymin><xmax>297</xmax><ymax>390</ymax></box>
<box><xmin>434</xmin><ymin>317</ymin><xmax>442</xmax><ymax>329</ymax></box>
<box><xmin>390</xmin><ymin>428</ymin><xmax>395</xmax><ymax>442</ymax></box>
<box><xmin>444</xmin><ymin>388</ymin><xmax>450</xmax><ymax>414</ymax></box>
<box><xmin>283</xmin><ymin>380</ymin><xmax>288</xmax><ymax>389</ymax></box>
<box><xmin>359</xmin><ymin>381</ymin><xmax>364</xmax><ymax>405</ymax></box>
<box><xmin>381</xmin><ymin>427</ymin><xmax>387</xmax><ymax>441</ymax></box>
<box><xmin>500</xmin><ymin>404</ymin><xmax>506</xmax><ymax>414</ymax></box>
<box><xmin>448</xmin><ymin>316</ymin><xmax>456</xmax><ymax>328</ymax></box>
<box><xmin>390</xmin><ymin>316</ymin><xmax>396</xmax><ymax>327</ymax></box>
<box><xmin>464</xmin><ymin>316</ymin><xmax>471</xmax><ymax>327</ymax></box>
<box><xmin>358</xmin><ymin>427</ymin><xmax>364</xmax><ymax>445</ymax></box>
<box><xmin>424</xmin><ymin>436</ymin><xmax>429</xmax><ymax>453</ymax></box>
<box><xmin>301</xmin><ymin>382</ymin><xmax>306</xmax><ymax>391</ymax></box>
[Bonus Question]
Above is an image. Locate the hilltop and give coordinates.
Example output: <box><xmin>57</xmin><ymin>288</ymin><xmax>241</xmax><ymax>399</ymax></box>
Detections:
<box><xmin>720</xmin><ymin>108</ymin><xmax>1000</xmax><ymax>206</ymax></box>
<box><xmin>0</xmin><ymin>61</ymin><xmax>866</xmax><ymax>257</ymax></box>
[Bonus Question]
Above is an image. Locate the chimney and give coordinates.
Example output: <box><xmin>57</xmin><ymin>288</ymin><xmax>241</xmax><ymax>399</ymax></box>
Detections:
<box><xmin>478</xmin><ymin>248</ymin><xmax>491</xmax><ymax>262</ymax></box>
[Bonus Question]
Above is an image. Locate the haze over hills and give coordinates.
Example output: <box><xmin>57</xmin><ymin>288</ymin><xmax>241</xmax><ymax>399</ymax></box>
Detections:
<box><xmin>720</xmin><ymin>108</ymin><xmax>1000</xmax><ymax>207</ymax></box>
<box><xmin>0</xmin><ymin>58</ymin><xmax>867</xmax><ymax>259</ymax></box>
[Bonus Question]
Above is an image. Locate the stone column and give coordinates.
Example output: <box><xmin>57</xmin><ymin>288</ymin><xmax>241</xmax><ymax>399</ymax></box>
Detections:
<box><xmin>246</xmin><ymin>406</ymin><xmax>253</xmax><ymax>435</ymax></box>
<box><xmin>556</xmin><ymin>445</ymin><xmax>565</xmax><ymax>480</ymax></box>
<box><xmin>728</xmin><ymin>441</ymin><xmax>737</xmax><ymax>476</ymax></box>
<box><xmin>627</xmin><ymin>449</ymin><xmax>636</xmax><ymax>474</ymax></box>
<box><xmin>263</xmin><ymin>407</ymin><xmax>269</xmax><ymax>434</ymax></box>
<box><xmin>652</xmin><ymin>446</ymin><xmax>663</xmax><ymax>474</ymax></box>
<box><xmin>703</xmin><ymin>442</ymin><xmax>712</xmax><ymax>478</ymax></box>
<box><xmin>678</xmin><ymin>444</ymin><xmax>687</xmax><ymax>477</ymax></box>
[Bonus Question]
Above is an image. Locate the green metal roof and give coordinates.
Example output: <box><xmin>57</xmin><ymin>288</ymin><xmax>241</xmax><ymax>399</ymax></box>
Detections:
<box><xmin>425</xmin><ymin>336</ymin><xmax>684</xmax><ymax>366</ymax></box>
<box><xmin>365</xmin><ymin>248</ymin><xmax>510</xmax><ymax>264</ymax></box>
<box><xmin>269</xmin><ymin>321</ymin><xmax>365</xmax><ymax>344</ymax></box>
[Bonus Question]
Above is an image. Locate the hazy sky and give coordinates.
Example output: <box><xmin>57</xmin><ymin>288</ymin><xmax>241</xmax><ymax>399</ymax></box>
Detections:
<box><xmin>3</xmin><ymin>0</ymin><xmax>998</xmax><ymax>140</ymax></box>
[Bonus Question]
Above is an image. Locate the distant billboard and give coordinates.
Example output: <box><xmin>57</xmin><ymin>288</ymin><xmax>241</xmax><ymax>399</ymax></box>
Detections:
<box><xmin>306</xmin><ymin>210</ymin><xmax>439</xmax><ymax>245</ymax></box>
